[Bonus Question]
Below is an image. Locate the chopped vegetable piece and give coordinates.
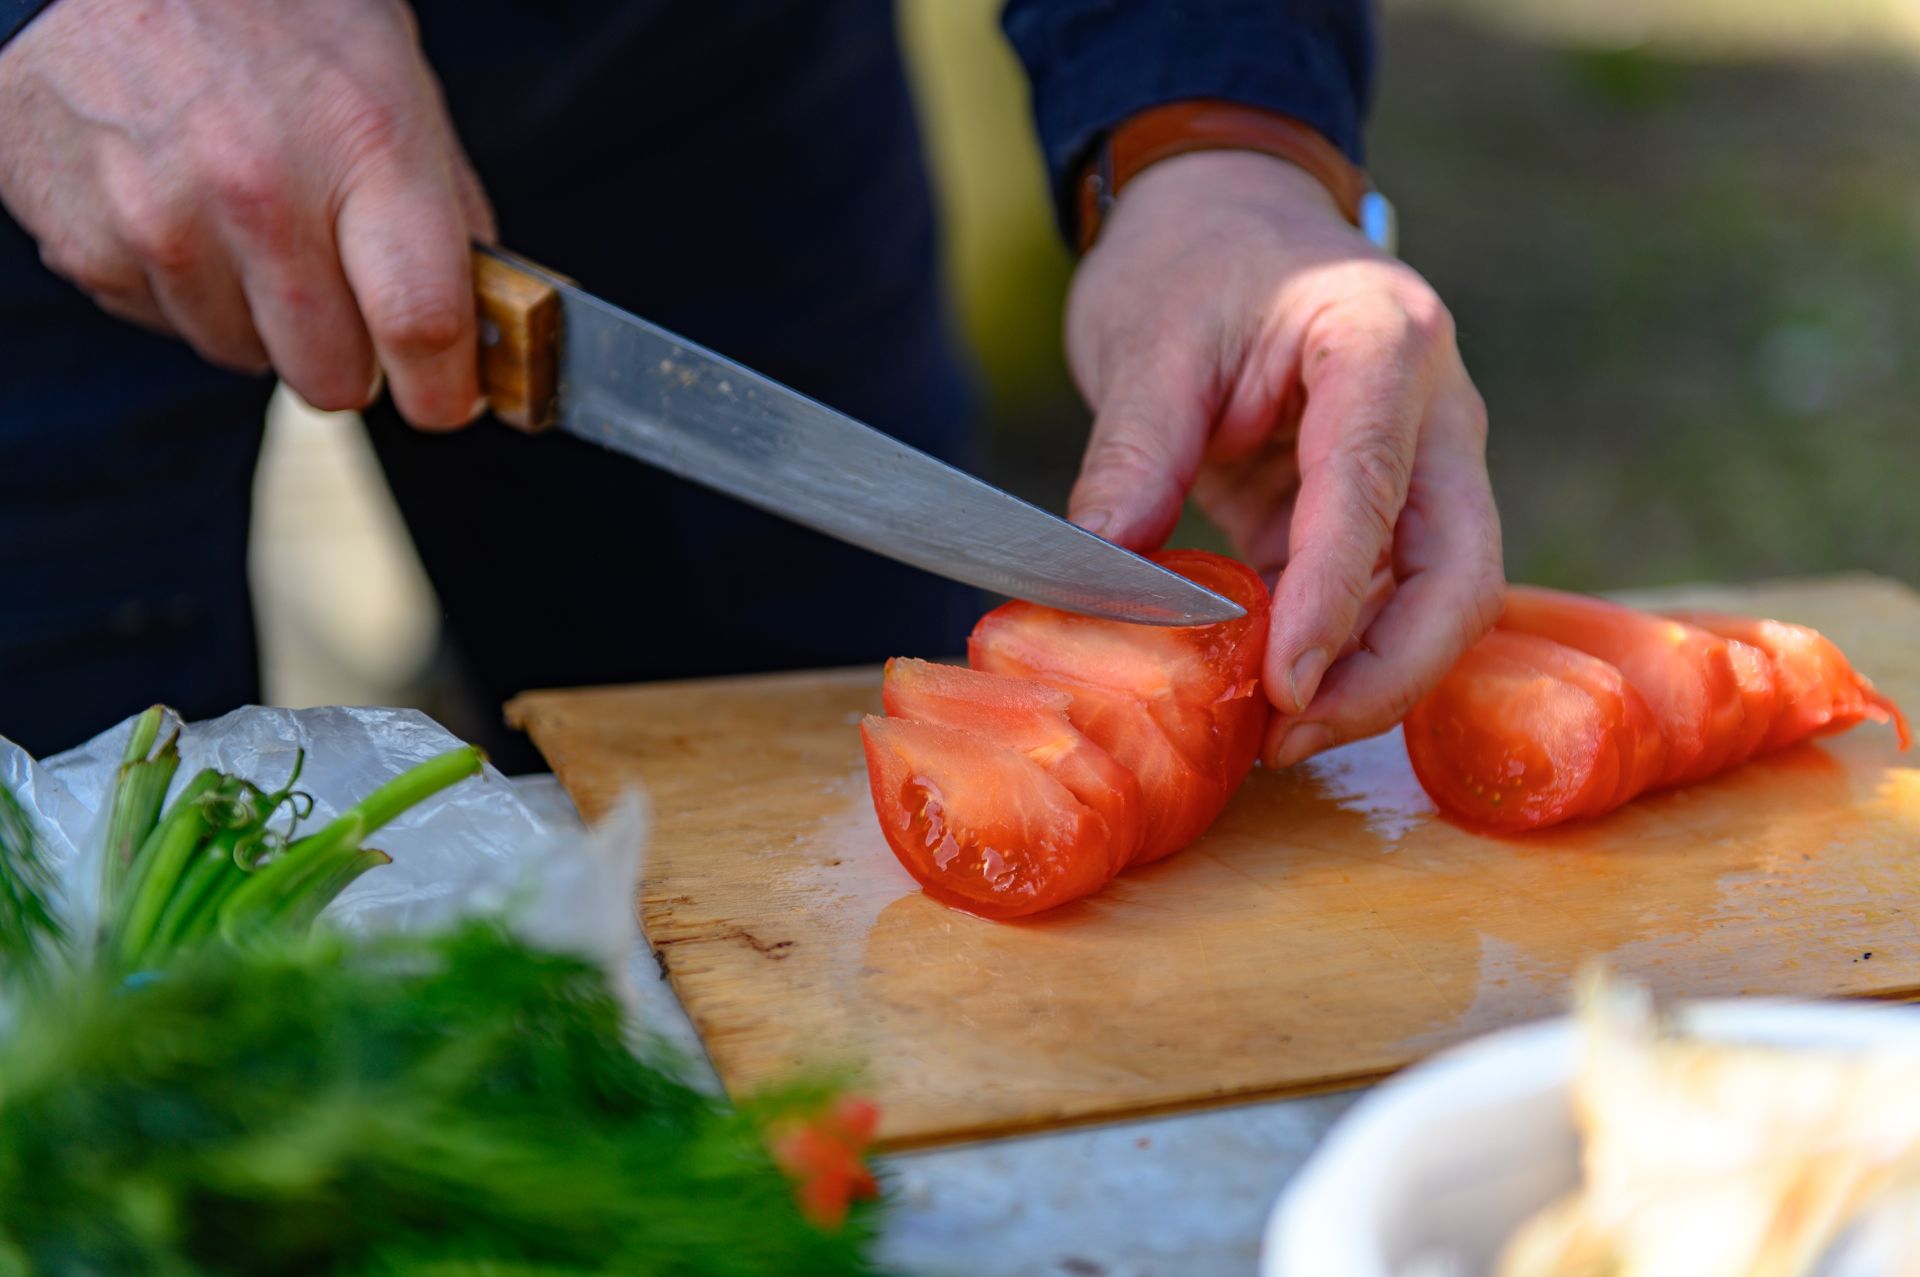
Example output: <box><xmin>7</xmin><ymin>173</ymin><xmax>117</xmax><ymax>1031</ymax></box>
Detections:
<box><xmin>1501</xmin><ymin>586</ymin><xmax>1746</xmax><ymax>788</ymax></box>
<box><xmin>1666</xmin><ymin>611</ymin><xmax>1911</xmax><ymax>753</ymax></box>
<box><xmin>861</xmin><ymin>716</ymin><xmax>1114</xmax><ymax>918</ymax></box>
<box><xmin>882</xmin><ymin>658</ymin><xmax>1142</xmax><ymax>872</ymax></box>
<box><xmin>1404</xmin><ymin>631</ymin><xmax>1648</xmax><ymax>834</ymax></box>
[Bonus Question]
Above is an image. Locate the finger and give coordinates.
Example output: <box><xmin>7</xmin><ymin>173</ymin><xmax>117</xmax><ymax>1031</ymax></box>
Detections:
<box><xmin>236</xmin><ymin>220</ymin><xmax>378</xmax><ymax>412</ymax></box>
<box><xmin>1263</xmin><ymin>310</ymin><xmax>1435</xmax><ymax>715</ymax></box>
<box><xmin>335</xmin><ymin>160</ymin><xmax>482</xmax><ymax>430</ymax></box>
<box><xmin>1068</xmin><ymin>335</ymin><xmax>1215</xmax><ymax>550</ymax></box>
<box><xmin>1264</xmin><ymin>389</ymin><xmax>1504</xmax><ymax>767</ymax></box>
<box><xmin>1191</xmin><ymin>437</ymin><xmax>1300</xmax><ymax>572</ymax></box>
<box><xmin>148</xmin><ymin>260</ymin><xmax>269</xmax><ymax>373</ymax></box>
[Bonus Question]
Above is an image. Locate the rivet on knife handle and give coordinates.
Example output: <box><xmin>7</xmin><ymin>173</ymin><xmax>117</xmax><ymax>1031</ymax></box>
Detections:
<box><xmin>472</xmin><ymin>247</ymin><xmax>560</xmax><ymax>432</ymax></box>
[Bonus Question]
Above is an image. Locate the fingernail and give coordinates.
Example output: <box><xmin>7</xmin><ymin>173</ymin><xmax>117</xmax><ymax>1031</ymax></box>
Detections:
<box><xmin>1272</xmin><ymin>721</ymin><xmax>1333</xmax><ymax>770</ymax></box>
<box><xmin>463</xmin><ymin>394</ymin><xmax>491</xmax><ymax>425</ymax></box>
<box><xmin>364</xmin><ymin>365</ymin><xmax>387</xmax><ymax>407</ymax></box>
<box><xmin>1074</xmin><ymin>510</ymin><xmax>1112</xmax><ymax>539</ymax></box>
<box><xmin>1287</xmin><ymin>646</ymin><xmax>1331</xmax><ymax>713</ymax></box>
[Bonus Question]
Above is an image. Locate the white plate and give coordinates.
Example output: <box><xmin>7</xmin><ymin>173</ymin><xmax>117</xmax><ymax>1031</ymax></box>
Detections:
<box><xmin>1262</xmin><ymin>998</ymin><xmax>1920</xmax><ymax>1277</ymax></box>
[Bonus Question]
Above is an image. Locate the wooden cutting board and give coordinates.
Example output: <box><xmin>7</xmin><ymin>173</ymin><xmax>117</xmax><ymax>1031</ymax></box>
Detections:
<box><xmin>506</xmin><ymin>574</ymin><xmax>1920</xmax><ymax>1149</ymax></box>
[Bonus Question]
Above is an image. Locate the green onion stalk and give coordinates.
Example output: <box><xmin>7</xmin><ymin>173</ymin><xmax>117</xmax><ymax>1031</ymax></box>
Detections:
<box><xmin>95</xmin><ymin>727</ymin><xmax>486</xmax><ymax>973</ymax></box>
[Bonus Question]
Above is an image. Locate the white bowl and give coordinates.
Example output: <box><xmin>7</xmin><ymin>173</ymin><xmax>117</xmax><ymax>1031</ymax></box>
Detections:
<box><xmin>1262</xmin><ymin>998</ymin><xmax>1920</xmax><ymax>1277</ymax></box>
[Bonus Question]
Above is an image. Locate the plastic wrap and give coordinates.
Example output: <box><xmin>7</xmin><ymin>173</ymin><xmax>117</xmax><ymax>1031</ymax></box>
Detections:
<box><xmin>8</xmin><ymin>704</ymin><xmax>646</xmax><ymax>974</ymax></box>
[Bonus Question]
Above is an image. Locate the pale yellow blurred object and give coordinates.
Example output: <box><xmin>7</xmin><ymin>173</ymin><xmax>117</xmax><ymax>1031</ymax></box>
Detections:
<box><xmin>249</xmin><ymin>388</ymin><xmax>438</xmax><ymax>708</ymax></box>
<box><xmin>1498</xmin><ymin>976</ymin><xmax>1920</xmax><ymax>1277</ymax></box>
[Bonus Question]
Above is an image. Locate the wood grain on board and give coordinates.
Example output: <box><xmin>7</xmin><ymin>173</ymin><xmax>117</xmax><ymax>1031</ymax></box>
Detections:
<box><xmin>506</xmin><ymin>574</ymin><xmax>1920</xmax><ymax>1148</ymax></box>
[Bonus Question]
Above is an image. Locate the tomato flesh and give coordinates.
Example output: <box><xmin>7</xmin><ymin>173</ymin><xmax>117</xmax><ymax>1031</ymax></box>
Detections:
<box><xmin>1665</xmin><ymin>612</ymin><xmax>1911</xmax><ymax>753</ymax></box>
<box><xmin>1501</xmin><ymin>586</ymin><xmax>1744</xmax><ymax>788</ymax></box>
<box><xmin>860</xmin><ymin>716</ymin><xmax>1113</xmax><ymax>919</ymax></box>
<box><xmin>881</xmin><ymin>658</ymin><xmax>1142</xmax><ymax>872</ymax></box>
<box><xmin>1405</xmin><ymin>631</ymin><xmax>1639</xmax><ymax>833</ymax></box>
<box><xmin>967</xmin><ymin>550</ymin><xmax>1270</xmax><ymax>865</ymax></box>
<box><xmin>864</xmin><ymin>550</ymin><xmax>1274</xmax><ymax>914</ymax></box>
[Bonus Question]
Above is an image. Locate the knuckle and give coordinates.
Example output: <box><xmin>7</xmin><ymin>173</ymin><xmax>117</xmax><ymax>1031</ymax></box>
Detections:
<box><xmin>112</xmin><ymin>186</ymin><xmax>197</xmax><ymax>274</ymax></box>
<box><xmin>195</xmin><ymin>134</ymin><xmax>294</xmax><ymax>241</ymax></box>
<box><xmin>1084</xmin><ymin>430</ymin><xmax>1169</xmax><ymax>485</ymax></box>
<box><xmin>330</xmin><ymin>93</ymin><xmax>405</xmax><ymax>169</ymax></box>
<box><xmin>1337</xmin><ymin>435</ymin><xmax>1412</xmax><ymax>531</ymax></box>
<box><xmin>367</xmin><ymin>285</ymin><xmax>469</xmax><ymax>357</ymax></box>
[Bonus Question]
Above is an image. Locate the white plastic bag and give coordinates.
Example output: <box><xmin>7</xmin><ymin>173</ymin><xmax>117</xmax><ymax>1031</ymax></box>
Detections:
<box><xmin>10</xmin><ymin>704</ymin><xmax>645</xmax><ymax>975</ymax></box>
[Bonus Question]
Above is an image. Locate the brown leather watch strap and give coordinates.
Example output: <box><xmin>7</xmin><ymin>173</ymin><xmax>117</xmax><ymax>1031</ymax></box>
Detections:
<box><xmin>1076</xmin><ymin>99</ymin><xmax>1369</xmax><ymax>254</ymax></box>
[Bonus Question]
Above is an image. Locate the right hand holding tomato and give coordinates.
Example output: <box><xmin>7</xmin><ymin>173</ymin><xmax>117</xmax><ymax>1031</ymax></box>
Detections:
<box><xmin>0</xmin><ymin>0</ymin><xmax>494</xmax><ymax>428</ymax></box>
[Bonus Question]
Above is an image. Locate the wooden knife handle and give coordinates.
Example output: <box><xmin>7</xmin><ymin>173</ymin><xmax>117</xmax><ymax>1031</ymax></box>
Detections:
<box><xmin>473</xmin><ymin>247</ymin><xmax>561</xmax><ymax>432</ymax></box>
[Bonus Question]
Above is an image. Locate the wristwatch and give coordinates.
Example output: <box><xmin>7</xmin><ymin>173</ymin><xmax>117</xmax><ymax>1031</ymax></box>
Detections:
<box><xmin>1076</xmin><ymin>99</ymin><xmax>1398</xmax><ymax>256</ymax></box>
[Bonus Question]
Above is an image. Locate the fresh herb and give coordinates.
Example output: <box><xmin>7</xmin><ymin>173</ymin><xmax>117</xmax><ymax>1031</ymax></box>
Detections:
<box><xmin>0</xmin><ymin>922</ymin><xmax>882</xmax><ymax>1276</ymax></box>
<box><xmin>0</xmin><ymin>782</ymin><xmax>65</xmax><ymax>989</ymax></box>
<box><xmin>0</xmin><ymin>711</ymin><xmax>886</xmax><ymax>1273</ymax></box>
<box><xmin>94</xmin><ymin>709</ymin><xmax>486</xmax><ymax>972</ymax></box>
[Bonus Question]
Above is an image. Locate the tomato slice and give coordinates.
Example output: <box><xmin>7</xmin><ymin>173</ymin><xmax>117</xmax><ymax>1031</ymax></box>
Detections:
<box><xmin>999</xmin><ymin>671</ymin><xmax>1223</xmax><ymax>864</ymax></box>
<box><xmin>1717</xmin><ymin>638</ymin><xmax>1780</xmax><ymax>768</ymax></box>
<box><xmin>1500</xmin><ymin>586</ymin><xmax>1745</xmax><ymax>789</ymax></box>
<box><xmin>880</xmin><ymin>658</ymin><xmax>1143</xmax><ymax>872</ymax></box>
<box><xmin>966</xmin><ymin>550</ymin><xmax>1270</xmax><ymax>864</ymax></box>
<box><xmin>860</xmin><ymin>716</ymin><xmax>1113</xmax><ymax>919</ymax></box>
<box><xmin>1405</xmin><ymin>630</ymin><xmax>1653</xmax><ymax>832</ymax></box>
<box><xmin>1665</xmin><ymin>612</ymin><xmax>1911</xmax><ymax>753</ymax></box>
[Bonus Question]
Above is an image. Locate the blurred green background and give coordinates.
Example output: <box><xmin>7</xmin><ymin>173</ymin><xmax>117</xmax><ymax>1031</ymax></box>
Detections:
<box><xmin>255</xmin><ymin>0</ymin><xmax>1920</xmax><ymax>713</ymax></box>
<box><xmin>900</xmin><ymin>0</ymin><xmax>1920</xmax><ymax>592</ymax></box>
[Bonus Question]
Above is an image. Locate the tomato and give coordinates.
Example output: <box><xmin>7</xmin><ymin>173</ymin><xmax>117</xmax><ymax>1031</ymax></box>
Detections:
<box><xmin>881</xmin><ymin>658</ymin><xmax>1142</xmax><ymax>872</ymax></box>
<box><xmin>1405</xmin><ymin>630</ymin><xmax>1664</xmax><ymax>832</ymax></box>
<box><xmin>1718</xmin><ymin>638</ymin><xmax>1781</xmax><ymax>768</ymax></box>
<box><xmin>1665</xmin><ymin>612</ymin><xmax>1911</xmax><ymax>753</ymax></box>
<box><xmin>1500</xmin><ymin>586</ymin><xmax>1745</xmax><ymax>788</ymax></box>
<box><xmin>860</xmin><ymin>716</ymin><xmax>1114</xmax><ymax>918</ymax></box>
<box><xmin>770</xmin><ymin>1096</ymin><xmax>880</xmax><ymax>1230</ymax></box>
<box><xmin>967</xmin><ymin>550</ymin><xmax>1270</xmax><ymax>864</ymax></box>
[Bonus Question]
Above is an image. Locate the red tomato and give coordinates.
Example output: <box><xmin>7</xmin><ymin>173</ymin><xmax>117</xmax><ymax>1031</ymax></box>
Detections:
<box><xmin>1665</xmin><ymin>612</ymin><xmax>1911</xmax><ymax>753</ymax></box>
<box><xmin>860</xmin><ymin>716</ymin><xmax>1114</xmax><ymax>918</ymax></box>
<box><xmin>1500</xmin><ymin>586</ymin><xmax>1744</xmax><ymax>788</ymax></box>
<box><xmin>1404</xmin><ymin>630</ymin><xmax>1662</xmax><ymax>832</ymax></box>
<box><xmin>967</xmin><ymin>550</ymin><xmax>1270</xmax><ymax>864</ymax></box>
<box><xmin>771</xmin><ymin>1096</ymin><xmax>881</xmax><ymax>1230</ymax></box>
<box><xmin>881</xmin><ymin>658</ymin><xmax>1143</xmax><ymax>872</ymax></box>
<box><xmin>1718</xmin><ymin>638</ymin><xmax>1781</xmax><ymax>768</ymax></box>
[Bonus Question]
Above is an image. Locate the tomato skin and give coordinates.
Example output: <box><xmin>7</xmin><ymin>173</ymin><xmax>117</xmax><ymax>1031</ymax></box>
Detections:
<box><xmin>967</xmin><ymin>550</ymin><xmax>1269</xmax><ymax>864</ymax></box>
<box><xmin>1665</xmin><ymin>612</ymin><xmax>1911</xmax><ymax>753</ymax></box>
<box><xmin>1405</xmin><ymin>630</ymin><xmax>1647</xmax><ymax>833</ymax></box>
<box><xmin>860</xmin><ymin>716</ymin><xmax>1114</xmax><ymax>919</ymax></box>
<box><xmin>880</xmin><ymin>658</ymin><xmax>1143</xmax><ymax>872</ymax></box>
<box><xmin>1500</xmin><ymin>586</ymin><xmax>1744</xmax><ymax>789</ymax></box>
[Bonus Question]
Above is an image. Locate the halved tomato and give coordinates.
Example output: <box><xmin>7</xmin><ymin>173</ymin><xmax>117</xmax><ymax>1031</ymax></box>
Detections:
<box><xmin>881</xmin><ymin>658</ymin><xmax>1143</xmax><ymax>872</ymax></box>
<box><xmin>966</xmin><ymin>550</ymin><xmax>1271</xmax><ymax>864</ymax></box>
<box><xmin>1500</xmin><ymin>586</ymin><xmax>1744</xmax><ymax>789</ymax></box>
<box><xmin>1404</xmin><ymin>631</ymin><xmax>1622</xmax><ymax>833</ymax></box>
<box><xmin>1665</xmin><ymin>612</ymin><xmax>1911</xmax><ymax>753</ymax></box>
<box><xmin>860</xmin><ymin>716</ymin><xmax>1113</xmax><ymax>919</ymax></box>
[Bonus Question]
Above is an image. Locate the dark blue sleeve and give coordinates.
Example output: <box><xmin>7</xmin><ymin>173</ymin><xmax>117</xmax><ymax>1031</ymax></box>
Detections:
<box><xmin>1001</xmin><ymin>0</ymin><xmax>1376</xmax><ymax>239</ymax></box>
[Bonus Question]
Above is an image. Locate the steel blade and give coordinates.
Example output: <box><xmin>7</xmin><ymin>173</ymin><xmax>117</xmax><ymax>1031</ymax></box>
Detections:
<box><xmin>515</xmin><ymin>261</ymin><xmax>1243</xmax><ymax>626</ymax></box>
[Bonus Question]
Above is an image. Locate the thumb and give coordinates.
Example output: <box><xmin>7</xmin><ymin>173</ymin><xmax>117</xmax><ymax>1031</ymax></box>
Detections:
<box><xmin>1067</xmin><ymin>342</ymin><xmax>1213</xmax><ymax>550</ymax></box>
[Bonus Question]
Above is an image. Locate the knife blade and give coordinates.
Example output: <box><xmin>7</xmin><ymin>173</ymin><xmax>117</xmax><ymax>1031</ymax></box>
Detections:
<box><xmin>470</xmin><ymin>246</ymin><xmax>1243</xmax><ymax>627</ymax></box>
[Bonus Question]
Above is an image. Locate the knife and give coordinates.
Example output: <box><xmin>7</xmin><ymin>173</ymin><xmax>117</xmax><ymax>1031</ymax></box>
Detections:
<box><xmin>469</xmin><ymin>246</ymin><xmax>1243</xmax><ymax>627</ymax></box>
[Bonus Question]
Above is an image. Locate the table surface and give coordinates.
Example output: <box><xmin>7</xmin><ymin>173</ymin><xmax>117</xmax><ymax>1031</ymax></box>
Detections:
<box><xmin>514</xmin><ymin>774</ymin><xmax>1353</xmax><ymax>1277</ymax></box>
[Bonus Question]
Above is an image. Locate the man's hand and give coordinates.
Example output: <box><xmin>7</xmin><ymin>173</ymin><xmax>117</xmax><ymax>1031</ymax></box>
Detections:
<box><xmin>0</xmin><ymin>0</ymin><xmax>494</xmax><ymax>427</ymax></box>
<box><xmin>1065</xmin><ymin>151</ymin><xmax>1504</xmax><ymax>768</ymax></box>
